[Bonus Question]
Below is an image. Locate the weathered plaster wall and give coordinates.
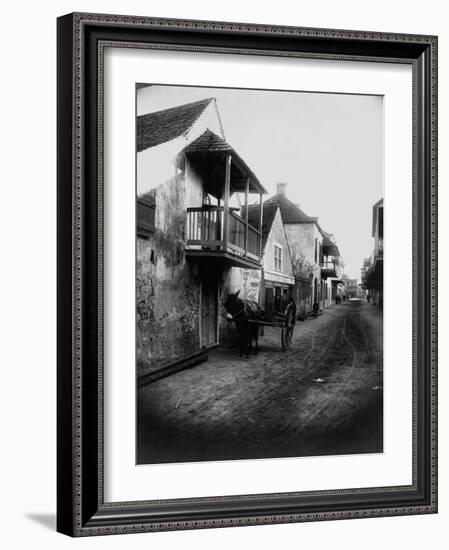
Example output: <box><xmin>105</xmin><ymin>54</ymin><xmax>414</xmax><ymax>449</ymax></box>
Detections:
<box><xmin>137</xmin><ymin>136</ymin><xmax>184</xmax><ymax>197</ymax></box>
<box><xmin>137</xmin><ymin>100</ymin><xmax>224</xmax><ymax>198</ymax></box>
<box><xmin>284</xmin><ymin>222</ymin><xmax>322</xmax><ymax>310</ymax></box>
<box><xmin>223</xmin><ymin>266</ymin><xmax>261</xmax><ymax>303</ymax></box>
<box><xmin>285</xmin><ymin>222</ymin><xmax>318</xmax><ymax>266</ymax></box>
<box><xmin>185</xmin><ymin>157</ymin><xmax>203</xmax><ymax>208</ymax></box>
<box><xmin>136</xmin><ymin>174</ymin><xmax>201</xmax><ymax>376</ymax></box>
<box><xmin>294</xmin><ymin>278</ymin><xmax>313</xmax><ymax>318</ymax></box>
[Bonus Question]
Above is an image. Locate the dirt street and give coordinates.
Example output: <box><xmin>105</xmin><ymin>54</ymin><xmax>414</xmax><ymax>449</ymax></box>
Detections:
<box><xmin>137</xmin><ymin>301</ymin><xmax>383</xmax><ymax>464</ymax></box>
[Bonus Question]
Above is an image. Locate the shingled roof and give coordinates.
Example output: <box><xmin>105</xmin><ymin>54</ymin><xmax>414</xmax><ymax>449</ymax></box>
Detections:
<box><xmin>264</xmin><ymin>192</ymin><xmax>341</xmax><ymax>256</ymax></box>
<box><xmin>264</xmin><ymin>192</ymin><xmax>314</xmax><ymax>224</ymax></box>
<box><xmin>183</xmin><ymin>128</ymin><xmax>234</xmax><ymax>154</ymax></box>
<box><xmin>242</xmin><ymin>203</ymin><xmax>280</xmax><ymax>256</ymax></box>
<box><xmin>137</xmin><ymin>98</ymin><xmax>215</xmax><ymax>152</ymax></box>
<box><xmin>183</xmin><ymin>129</ymin><xmax>266</xmax><ymax>194</ymax></box>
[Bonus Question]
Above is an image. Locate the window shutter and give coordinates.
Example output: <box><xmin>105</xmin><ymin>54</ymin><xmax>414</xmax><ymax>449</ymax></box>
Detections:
<box><xmin>137</xmin><ymin>197</ymin><xmax>155</xmax><ymax>237</ymax></box>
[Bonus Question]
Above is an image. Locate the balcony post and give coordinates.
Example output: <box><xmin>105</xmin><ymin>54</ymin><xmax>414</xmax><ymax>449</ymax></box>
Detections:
<box><xmin>244</xmin><ymin>178</ymin><xmax>249</xmax><ymax>257</ymax></box>
<box><xmin>217</xmin><ymin>197</ymin><xmax>222</xmax><ymax>241</ymax></box>
<box><xmin>223</xmin><ymin>154</ymin><xmax>232</xmax><ymax>252</ymax></box>
<box><xmin>259</xmin><ymin>193</ymin><xmax>263</xmax><ymax>259</ymax></box>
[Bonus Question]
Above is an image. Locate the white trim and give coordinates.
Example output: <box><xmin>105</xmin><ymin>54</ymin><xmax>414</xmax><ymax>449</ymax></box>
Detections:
<box><xmin>273</xmin><ymin>241</ymin><xmax>283</xmax><ymax>272</ymax></box>
<box><xmin>264</xmin><ymin>270</ymin><xmax>295</xmax><ymax>285</ymax></box>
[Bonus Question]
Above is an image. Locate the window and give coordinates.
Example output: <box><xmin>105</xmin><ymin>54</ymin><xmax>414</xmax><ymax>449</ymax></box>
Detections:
<box><xmin>274</xmin><ymin>244</ymin><xmax>282</xmax><ymax>272</ymax></box>
<box><xmin>137</xmin><ymin>196</ymin><xmax>155</xmax><ymax>237</ymax></box>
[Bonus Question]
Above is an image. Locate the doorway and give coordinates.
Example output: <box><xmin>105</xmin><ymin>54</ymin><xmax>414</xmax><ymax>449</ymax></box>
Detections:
<box><xmin>200</xmin><ymin>279</ymin><xmax>218</xmax><ymax>347</ymax></box>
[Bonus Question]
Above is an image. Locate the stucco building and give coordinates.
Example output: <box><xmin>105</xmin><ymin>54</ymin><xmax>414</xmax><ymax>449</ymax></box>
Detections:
<box><xmin>264</xmin><ymin>183</ymin><xmax>342</xmax><ymax>316</ymax></box>
<box><xmin>136</xmin><ymin>94</ymin><xmax>266</xmax><ymax>377</ymax></box>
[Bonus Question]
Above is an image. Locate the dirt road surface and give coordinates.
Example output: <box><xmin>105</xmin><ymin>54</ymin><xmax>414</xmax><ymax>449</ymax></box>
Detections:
<box><xmin>137</xmin><ymin>301</ymin><xmax>383</xmax><ymax>464</ymax></box>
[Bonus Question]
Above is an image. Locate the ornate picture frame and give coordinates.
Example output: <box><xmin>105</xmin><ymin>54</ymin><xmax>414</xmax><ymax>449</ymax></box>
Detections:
<box><xmin>57</xmin><ymin>12</ymin><xmax>437</xmax><ymax>536</ymax></box>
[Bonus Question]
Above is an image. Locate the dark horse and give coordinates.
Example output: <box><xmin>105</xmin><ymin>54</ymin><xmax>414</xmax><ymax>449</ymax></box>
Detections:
<box><xmin>223</xmin><ymin>290</ymin><xmax>263</xmax><ymax>358</ymax></box>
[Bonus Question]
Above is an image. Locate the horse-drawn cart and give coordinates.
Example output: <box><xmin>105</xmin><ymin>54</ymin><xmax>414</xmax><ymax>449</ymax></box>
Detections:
<box><xmin>249</xmin><ymin>302</ymin><xmax>296</xmax><ymax>351</ymax></box>
<box><xmin>224</xmin><ymin>291</ymin><xmax>297</xmax><ymax>356</ymax></box>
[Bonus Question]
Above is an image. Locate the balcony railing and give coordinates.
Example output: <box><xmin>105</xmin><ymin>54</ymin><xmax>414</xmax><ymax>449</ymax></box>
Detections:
<box><xmin>321</xmin><ymin>260</ymin><xmax>336</xmax><ymax>270</ymax></box>
<box><xmin>375</xmin><ymin>238</ymin><xmax>384</xmax><ymax>256</ymax></box>
<box><xmin>321</xmin><ymin>259</ymin><xmax>338</xmax><ymax>279</ymax></box>
<box><xmin>186</xmin><ymin>206</ymin><xmax>261</xmax><ymax>261</ymax></box>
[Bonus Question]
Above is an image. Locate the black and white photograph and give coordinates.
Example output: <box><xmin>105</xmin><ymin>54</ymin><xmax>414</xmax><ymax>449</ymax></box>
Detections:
<box><xmin>135</xmin><ymin>84</ymin><xmax>384</xmax><ymax>465</ymax></box>
<box><xmin>1</xmin><ymin>0</ymin><xmax>443</xmax><ymax>544</ymax></box>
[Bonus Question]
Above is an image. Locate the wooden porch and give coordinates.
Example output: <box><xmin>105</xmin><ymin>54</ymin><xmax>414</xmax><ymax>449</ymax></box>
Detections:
<box><xmin>186</xmin><ymin>205</ymin><xmax>262</xmax><ymax>266</ymax></box>
<box><xmin>182</xmin><ymin>129</ymin><xmax>266</xmax><ymax>268</ymax></box>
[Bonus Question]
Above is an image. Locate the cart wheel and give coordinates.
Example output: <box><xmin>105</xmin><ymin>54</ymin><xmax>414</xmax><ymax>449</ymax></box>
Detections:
<box><xmin>281</xmin><ymin>303</ymin><xmax>296</xmax><ymax>351</ymax></box>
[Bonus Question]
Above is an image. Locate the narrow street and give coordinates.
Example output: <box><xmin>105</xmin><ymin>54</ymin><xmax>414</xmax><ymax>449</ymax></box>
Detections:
<box><xmin>137</xmin><ymin>301</ymin><xmax>383</xmax><ymax>464</ymax></box>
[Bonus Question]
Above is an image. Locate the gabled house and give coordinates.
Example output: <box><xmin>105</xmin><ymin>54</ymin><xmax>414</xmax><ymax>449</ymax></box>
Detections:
<box><xmin>244</xmin><ymin>203</ymin><xmax>295</xmax><ymax>314</ymax></box>
<box><xmin>136</xmin><ymin>94</ymin><xmax>266</xmax><ymax>376</ymax></box>
<box><xmin>264</xmin><ymin>183</ymin><xmax>342</xmax><ymax>314</ymax></box>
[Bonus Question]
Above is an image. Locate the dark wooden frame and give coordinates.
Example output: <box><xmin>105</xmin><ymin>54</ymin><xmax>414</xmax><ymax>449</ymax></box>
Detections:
<box><xmin>57</xmin><ymin>12</ymin><xmax>438</xmax><ymax>537</ymax></box>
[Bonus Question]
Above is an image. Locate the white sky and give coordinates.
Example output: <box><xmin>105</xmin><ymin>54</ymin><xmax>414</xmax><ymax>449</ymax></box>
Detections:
<box><xmin>138</xmin><ymin>85</ymin><xmax>384</xmax><ymax>280</ymax></box>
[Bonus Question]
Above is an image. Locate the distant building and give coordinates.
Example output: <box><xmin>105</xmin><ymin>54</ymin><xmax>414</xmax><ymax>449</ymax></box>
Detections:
<box><xmin>321</xmin><ymin>231</ymin><xmax>344</xmax><ymax>307</ymax></box>
<box><xmin>342</xmin><ymin>276</ymin><xmax>359</xmax><ymax>299</ymax></box>
<box><xmin>361</xmin><ymin>198</ymin><xmax>383</xmax><ymax>307</ymax></box>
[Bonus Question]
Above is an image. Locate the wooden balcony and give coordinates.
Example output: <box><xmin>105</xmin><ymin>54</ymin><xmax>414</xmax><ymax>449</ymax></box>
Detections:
<box><xmin>186</xmin><ymin>206</ymin><xmax>262</xmax><ymax>268</ymax></box>
<box><xmin>321</xmin><ymin>259</ymin><xmax>338</xmax><ymax>279</ymax></box>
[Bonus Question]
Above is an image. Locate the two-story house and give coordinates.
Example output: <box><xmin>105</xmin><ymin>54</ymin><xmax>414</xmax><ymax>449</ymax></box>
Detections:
<box><xmin>264</xmin><ymin>183</ymin><xmax>342</xmax><ymax>315</ymax></box>
<box><xmin>136</xmin><ymin>94</ymin><xmax>266</xmax><ymax>377</ymax></box>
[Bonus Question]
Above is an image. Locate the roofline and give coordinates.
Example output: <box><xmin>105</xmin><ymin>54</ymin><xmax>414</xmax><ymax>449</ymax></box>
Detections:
<box><xmin>283</xmin><ymin>218</ymin><xmax>340</xmax><ymax>256</ymax></box>
<box><xmin>230</xmin><ymin>153</ymin><xmax>267</xmax><ymax>194</ymax></box>
<box><xmin>282</xmin><ymin>220</ymin><xmax>315</xmax><ymax>224</ymax></box>
<box><xmin>264</xmin><ymin>206</ymin><xmax>295</xmax><ymax>269</ymax></box>
<box><xmin>183</xmin><ymin>98</ymin><xmax>226</xmax><ymax>142</ymax></box>
<box><xmin>212</xmin><ymin>98</ymin><xmax>226</xmax><ymax>141</ymax></box>
<box><xmin>136</xmin><ymin>97</ymin><xmax>215</xmax><ymax>152</ymax></box>
<box><xmin>137</xmin><ymin>97</ymin><xmax>215</xmax><ymax>120</ymax></box>
<box><xmin>245</xmin><ymin>203</ymin><xmax>294</xmax><ymax>262</ymax></box>
<box><xmin>278</xmin><ymin>208</ymin><xmax>295</xmax><ymax>271</ymax></box>
<box><xmin>181</xmin><ymin>98</ymin><xmax>216</xmax><ymax>139</ymax></box>
<box><xmin>185</xmin><ymin>129</ymin><xmax>267</xmax><ymax>194</ymax></box>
